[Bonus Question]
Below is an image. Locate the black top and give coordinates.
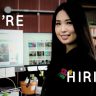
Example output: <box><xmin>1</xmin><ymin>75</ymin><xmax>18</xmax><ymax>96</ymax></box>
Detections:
<box><xmin>41</xmin><ymin>47</ymin><xmax>96</xmax><ymax>96</ymax></box>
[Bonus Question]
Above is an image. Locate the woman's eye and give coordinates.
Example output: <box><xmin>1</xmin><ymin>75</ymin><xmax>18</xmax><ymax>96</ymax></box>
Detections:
<box><xmin>55</xmin><ymin>22</ymin><xmax>61</xmax><ymax>25</ymax></box>
<box><xmin>67</xmin><ymin>21</ymin><xmax>72</xmax><ymax>24</ymax></box>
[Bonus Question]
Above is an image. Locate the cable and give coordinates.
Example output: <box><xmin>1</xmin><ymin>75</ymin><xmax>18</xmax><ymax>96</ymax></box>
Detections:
<box><xmin>0</xmin><ymin>71</ymin><xmax>23</xmax><ymax>96</ymax></box>
<box><xmin>0</xmin><ymin>70</ymin><xmax>16</xmax><ymax>88</ymax></box>
<box><xmin>5</xmin><ymin>77</ymin><xmax>16</xmax><ymax>88</ymax></box>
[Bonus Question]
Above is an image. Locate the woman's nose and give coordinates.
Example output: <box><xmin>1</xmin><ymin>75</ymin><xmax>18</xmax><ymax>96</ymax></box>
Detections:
<box><xmin>61</xmin><ymin>24</ymin><xmax>67</xmax><ymax>32</ymax></box>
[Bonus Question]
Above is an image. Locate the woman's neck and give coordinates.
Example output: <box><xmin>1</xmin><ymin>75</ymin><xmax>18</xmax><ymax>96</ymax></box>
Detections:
<box><xmin>66</xmin><ymin>44</ymin><xmax>77</xmax><ymax>53</ymax></box>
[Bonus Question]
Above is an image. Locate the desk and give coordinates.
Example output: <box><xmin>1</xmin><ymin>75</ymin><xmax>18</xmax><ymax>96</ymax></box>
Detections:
<box><xmin>22</xmin><ymin>94</ymin><xmax>40</xmax><ymax>96</ymax></box>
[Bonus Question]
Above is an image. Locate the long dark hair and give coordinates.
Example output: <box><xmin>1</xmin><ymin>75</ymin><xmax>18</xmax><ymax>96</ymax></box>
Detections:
<box><xmin>51</xmin><ymin>1</ymin><xmax>96</xmax><ymax>65</ymax></box>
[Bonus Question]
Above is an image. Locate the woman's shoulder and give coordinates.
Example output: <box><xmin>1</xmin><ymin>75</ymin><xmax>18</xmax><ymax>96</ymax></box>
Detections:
<box><xmin>86</xmin><ymin>55</ymin><xmax>96</xmax><ymax>69</ymax></box>
<box><xmin>88</xmin><ymin>55</ymin><xmax>96</xmax><ymax>63</ymax></box>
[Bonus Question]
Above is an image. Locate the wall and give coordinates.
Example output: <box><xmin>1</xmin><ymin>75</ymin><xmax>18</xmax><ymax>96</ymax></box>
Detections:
<box><xmin>0</xmin><ymin>0</ymin><xmax>66</xmax><ymax>33</ymax></box>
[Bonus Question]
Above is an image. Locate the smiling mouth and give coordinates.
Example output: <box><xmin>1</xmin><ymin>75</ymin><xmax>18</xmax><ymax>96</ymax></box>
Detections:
<box><xmin>61</xmin><ymin>34</ymin><xmax>70</xmax><ymax>40</ymax></box>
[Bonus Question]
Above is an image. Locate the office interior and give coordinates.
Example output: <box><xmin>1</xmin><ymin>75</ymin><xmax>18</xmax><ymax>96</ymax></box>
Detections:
<box><xmin>0</xmin><ymin>0</ymin><xmax>96</xmax><ymax>96</ymax></box>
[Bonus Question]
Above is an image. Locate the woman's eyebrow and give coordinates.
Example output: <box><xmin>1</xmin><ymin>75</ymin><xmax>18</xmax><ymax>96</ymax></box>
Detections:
<box><xmin>65</xmin><ymin>19</ymin><xmax>71</xmax><ymax>22</ymax></box>
<box><xmin>56</xmin><ymin>19</ymin><xmax>71</xmax><ymax>22</ymax></box>
<box><xmin>56</xmin><ymin>20</ymin><xmax>60</xmax><ymax>22</ymax></box>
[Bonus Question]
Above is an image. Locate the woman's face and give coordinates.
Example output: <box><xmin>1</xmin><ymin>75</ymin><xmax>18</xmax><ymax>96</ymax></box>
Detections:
<box><xmin>55</xmin><ymin>10</ymin><xmax>77</xmax><ymax>45</ymax></box>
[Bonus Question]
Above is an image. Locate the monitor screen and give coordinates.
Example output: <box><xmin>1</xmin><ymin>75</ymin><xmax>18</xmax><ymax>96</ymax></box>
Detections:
<box><xmin>0</xmin><ymin>29</ymin><xmax>23</xmax><ymax>67</ymax></box>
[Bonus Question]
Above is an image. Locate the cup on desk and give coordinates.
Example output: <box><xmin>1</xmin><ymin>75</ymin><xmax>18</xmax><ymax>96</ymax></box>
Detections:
<box><xmin>20</xmin><ymin>81</ymin><xmax>37</xmax><ymax>95</ymax></box>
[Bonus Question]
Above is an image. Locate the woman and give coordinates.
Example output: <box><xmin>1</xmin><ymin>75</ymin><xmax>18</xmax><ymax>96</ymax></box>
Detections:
<box><xmin>41</xmin><ymin>1</ymin><xmax>96</xmax><ymax>96</ymax></box>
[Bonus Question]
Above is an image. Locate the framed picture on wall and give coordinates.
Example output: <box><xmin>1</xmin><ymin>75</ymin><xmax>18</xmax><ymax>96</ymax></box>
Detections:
<box><xmin>23</xmin><ymin>33</ymin><xmax>52</xmax><ymax>66</ymax></box>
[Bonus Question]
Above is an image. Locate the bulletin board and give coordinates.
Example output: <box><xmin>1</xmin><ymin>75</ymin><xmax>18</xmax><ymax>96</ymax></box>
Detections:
<box><xmin>23</xmin><ymin>33</ymin><xmax>52</xmax><ymax>66</ymax></box>
<box><xmin>0</xmin><ymin>29</ymin><xmax>23</xmax><ymax>67</ymax></box>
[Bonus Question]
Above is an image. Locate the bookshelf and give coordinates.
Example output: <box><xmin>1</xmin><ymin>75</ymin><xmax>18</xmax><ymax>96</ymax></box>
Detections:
<box><xmin>89</xmin><ymin>25</ymin><xmax>96</xmax><ymax>47</ymax></box>
<box><xmin>83</xmin><ymin>2</ymin><xmax>96</xmax><ymax>48</ymax></box>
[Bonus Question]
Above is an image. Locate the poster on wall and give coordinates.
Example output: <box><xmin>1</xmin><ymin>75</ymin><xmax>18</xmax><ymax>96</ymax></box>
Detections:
<box><xmin>23</xmin><ymin>33</ymin><xmax>52</xmax><ymax>65</ymax></box>
<box><xmin>0</xmin><ymin>29</ymin><xmax>23</xmax><ymax>67</ymax></box>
